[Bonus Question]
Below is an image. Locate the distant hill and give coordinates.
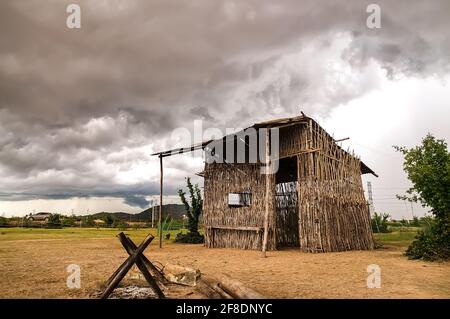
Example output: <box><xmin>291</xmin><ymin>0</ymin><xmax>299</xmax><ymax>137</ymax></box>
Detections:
<box><xmin>91</xmin><ymin>204</ymin><xmax>185</xmax><ymax>222</ymax></box>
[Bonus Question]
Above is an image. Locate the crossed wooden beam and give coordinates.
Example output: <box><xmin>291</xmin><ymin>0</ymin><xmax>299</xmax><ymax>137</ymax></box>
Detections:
<box><xmin>100</xmin><ymin>232</ymin><xmax>167</xmax><ymax>299</ymax></box>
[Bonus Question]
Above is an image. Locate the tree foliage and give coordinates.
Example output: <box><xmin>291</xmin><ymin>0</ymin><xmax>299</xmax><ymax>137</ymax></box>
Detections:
<box><xmin>395</xmin><ymin>134</ymin><xmax>450</xmax><ymax>260</ymax></box>
<box><xmin>175</xmin><ymin>177</ymin><xmax>204</xmax><ymax>243</ymax></box>
<box><xmin>394</xmin><ymin>134</ymin><xmax>450</xmax><ymax>219</ymax></box>
<box><xmin>46</xmin><ymin>214</ymin><xmax>62</xmax><ymax>229</ymax></box>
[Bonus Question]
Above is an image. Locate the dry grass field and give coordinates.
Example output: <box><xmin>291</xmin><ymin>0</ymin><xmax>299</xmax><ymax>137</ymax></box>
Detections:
<box><xmin>0</xmin><ymin>227</ymin><xmax>449</xmax><ymax>299</ymax></box>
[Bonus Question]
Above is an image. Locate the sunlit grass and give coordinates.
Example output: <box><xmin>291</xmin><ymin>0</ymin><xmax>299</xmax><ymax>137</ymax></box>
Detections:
<box><xmin>373</xmin><ymin>230</ymin><xmax>419</xmax><ymax>247</ymax></box>
<box><xmin>0</xmin><ymin>227</ymin><xmax>187</xmax><ymax>243</ymax></box>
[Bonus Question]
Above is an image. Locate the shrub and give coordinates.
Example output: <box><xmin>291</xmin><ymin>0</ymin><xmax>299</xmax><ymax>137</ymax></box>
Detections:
<box><xmin>61</xmin><ymin>216</ymin><xmax>76</xmax><ymax>227</ymax></box>
<box><xmin>46</xmin><ymin>214</ymin><xmax>62</xmax><ymax>229</ymax></box>
<box><xmin>0</xmin><ymin>216</ymin><xmax>8</xmax><ymax>227</ymax></box>
<box><xmin>174</xmin><ymin>231</ymin><xmax>204</xmax><ymax>244</ymax></box>
<box><xmin>115</xmin><ymin>221</ymin><xmax>128</xmax><ymax>230</ymax></box>
<box><xmin>405</xmin><ymin>216</ymin><xmax>450</xmax><ymax>261</ymax></box>
<box><xmin>371</xmin><ymin>212</ymin><xmax>391</xmax><ymax>233</ymax></box>
<box><xmin>410</xmin><ymin>216</ymin><xmax>421</xmax><ymax>227</ymax></box>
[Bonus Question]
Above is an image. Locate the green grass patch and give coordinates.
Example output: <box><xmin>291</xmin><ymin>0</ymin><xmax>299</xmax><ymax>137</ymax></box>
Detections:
<box><xmin>374</xmin><ymin>230</ymin><xmax>419</xmax><ymax>247</ymax></box>
<box><xmin>0</xmin><ymin>227</ymin><xmax>188</xmax><ymax>243</ymax></box>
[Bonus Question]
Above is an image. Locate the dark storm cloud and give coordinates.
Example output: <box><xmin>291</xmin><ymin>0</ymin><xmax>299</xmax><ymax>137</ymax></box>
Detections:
<box><xmin>124</xmin><ymin>195</ymin><xmax>150</xmax><ymax>209</ymax></box>
<box><xmin>0</xmin><ymin>0</ymin><xmax>449</xmax><ymax>204</ymax></box>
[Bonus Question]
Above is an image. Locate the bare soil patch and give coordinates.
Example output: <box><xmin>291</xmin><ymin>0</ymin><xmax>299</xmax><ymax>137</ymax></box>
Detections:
<box><xmin>0</xmin><ymin>231</ymin><xmax>449</xmax><ymax>298</ymax></box>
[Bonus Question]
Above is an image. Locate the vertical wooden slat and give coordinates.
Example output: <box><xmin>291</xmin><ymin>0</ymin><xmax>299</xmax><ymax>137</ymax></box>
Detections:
<box><xmin>262</xmin><ymin>128</ymin><xmax>271</xmax><ymax>257</ymax></box>
<box><xmin>159</xmin><ymin>154</ymin><xmax>163</xmax><ymax>248</ymax></box>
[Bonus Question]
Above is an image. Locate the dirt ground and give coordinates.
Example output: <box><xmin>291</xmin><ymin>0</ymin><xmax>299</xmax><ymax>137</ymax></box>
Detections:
<box><xmin>0</xmin><ymin>229</ymin><xmax>449</xmax><ymax>298</ymax></box>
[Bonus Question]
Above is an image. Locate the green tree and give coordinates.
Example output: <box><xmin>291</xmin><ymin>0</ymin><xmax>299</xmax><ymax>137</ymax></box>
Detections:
<box><xmin>0</xmin><ymin>216</ymin><xmax>8</xmax><ymax>227</ymax></box>
<box><xmin>84</xmin><ymin>215</ymin><xmax>96</xmax><ymax>227</ymax></box>
<box><xmin>394</xmin><ymin>134</ymin><xmax>450</xmax><ymax>260</ymax></box>
<box><xmin>47</xmin><ymin>214</ymin><xmax>62</xmax><ymax>229</ymax></box>
<box><xmin>103</xmin><ymin>215</ymin><xmax>114</xmax><ymax>227</ymax></box>
<box><xmin>175</xmin><ymin>178</ymin><xmax>204</xmax><ymax>243</ymax></box>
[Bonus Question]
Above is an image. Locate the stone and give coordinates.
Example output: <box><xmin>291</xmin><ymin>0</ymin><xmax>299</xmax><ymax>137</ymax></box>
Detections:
<box><xmin>163</xmin><ymin>263</ymin><xmax>201</xmax><ymax>286</ymax></box>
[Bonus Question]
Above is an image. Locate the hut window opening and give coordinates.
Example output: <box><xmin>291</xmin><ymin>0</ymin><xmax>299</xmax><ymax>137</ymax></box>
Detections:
<box><xmin>228</xmin><ymin>192</ymin><xmax>252</xmax><ymax>207</ymax></box>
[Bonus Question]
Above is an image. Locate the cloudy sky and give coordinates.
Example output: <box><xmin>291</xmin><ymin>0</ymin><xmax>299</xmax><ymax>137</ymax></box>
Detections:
<box><xmin>0</xmin><ymin>0</ymin><xmax>449</xmax><ymax>218</ymax></box>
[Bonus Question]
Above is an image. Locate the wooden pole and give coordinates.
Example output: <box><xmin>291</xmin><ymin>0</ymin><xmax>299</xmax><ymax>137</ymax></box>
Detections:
<box><xmin>120</xmin><ymin>234</ymin><xmax>168</xmax><ymax>285</ymax></box>
<box><xmin>159</xmin><ymin>155</ymin><xmax>163</xmax><ymax>248</ymax></box>
<box><xmin>100</xmin><ymin>233</ymin><xmax>154</xmax><ymax>299</ymax></box>
<box><xmin>117</xmin><ymin>233</ymin><xmax>165</xmax><ymax>298</ymax></box>
<box><xmin>151</xmin><ymin>202</ymin><xmax>155</xmax><ymax>228</ymax></box>
<box><xmin>262</xmin><ymin>128</ymin><xmax>270</xmax><ymax>257</ymax></box>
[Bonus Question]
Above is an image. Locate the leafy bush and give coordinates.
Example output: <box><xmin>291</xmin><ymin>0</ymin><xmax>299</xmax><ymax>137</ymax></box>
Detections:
<box><xmin>84</xmin><ymin>215</ymin><xmax>96</xmax><ymax>227</ymax></box>
<box><xmin>61</xmin><ymin>216</ymin><xmax>76</xmax><ymax>227</ymax></box>
<box><xmin>371</xmin><ymin>212</ymin><xmax>391</xmax><ymax>233</ymax></box>
<box><xmin>0</xmin><ymin>216</ymin><xmax>8</xmax><ymax>227</ymax></box>
<box><xmin>46</xmin><ymin>214</ymin><xmax>62</xmax><ymax>229</ymax></box>
<box><xmin>115</xmin><ymin>221</ymin><xmax>128</xmax><ymax>230</ymax></box>
<box><xmin>410</xmin><ymin>216</ymin><xmax>421</xmax><ymax>227</ymax></box>
<box><xmin>174</xmin><ymin>231</ymin><xmax>204</xmax><ymax>244</ymax></box>
<box><xmin>406</xmin><ymin>216</ymin><xmax>450</xmax><ymax>261</ymax></box>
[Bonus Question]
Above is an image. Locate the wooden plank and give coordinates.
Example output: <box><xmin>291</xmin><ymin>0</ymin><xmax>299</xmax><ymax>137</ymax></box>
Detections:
<box><xmin>206</xmin><ymin>225</ymin><xmax>262</xmax><ymax>232</ymax></box>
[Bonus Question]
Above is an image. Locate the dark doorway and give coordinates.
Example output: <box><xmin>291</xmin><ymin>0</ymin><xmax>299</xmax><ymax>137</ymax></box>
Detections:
<box><xmin>275</xmin><ymin>156</ymin><xmax>300</xmax><ymax>248</ymax></box>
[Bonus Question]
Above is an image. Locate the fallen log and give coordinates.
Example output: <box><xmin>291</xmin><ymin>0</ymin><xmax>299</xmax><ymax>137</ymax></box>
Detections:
<box><xmin>194</xmin><ymin>279</ymin><xmax>223</xmax><ymax>299</ymax></box>
<box><xmin>211</xmin><ymin>274</ymin><xmax>265</xmax><ymax>299</ymax></box>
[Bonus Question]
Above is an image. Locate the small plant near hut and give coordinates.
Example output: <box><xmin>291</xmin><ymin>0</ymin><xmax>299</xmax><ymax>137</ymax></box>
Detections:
<box><xmin>175</xmin><ymin>178</ymin><xmax>204</xmax><ymax>244</ymax></box>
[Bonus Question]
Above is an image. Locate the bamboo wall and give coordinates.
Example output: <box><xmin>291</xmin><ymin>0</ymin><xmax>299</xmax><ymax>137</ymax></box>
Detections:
<box><xmin>296</xmin><ymin>120</ymin><xmax>374</xmax><ymax>252</ymax></box>
<box><xmin>203</xmin><ymin>163</ymin><xmax>276</xmax><ymax>250</ymax></box>
<box><xmin>202</xmin><ymin>118</ymin><xmax>374</xmax><ymax>252</ymax></box>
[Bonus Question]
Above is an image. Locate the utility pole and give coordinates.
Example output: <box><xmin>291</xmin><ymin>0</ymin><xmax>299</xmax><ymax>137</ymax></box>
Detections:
<box><xmin>150</xmin><ymin>199</ymin><xmax>155</xmax><ymax>228</ymax></box>
<box><xmin>367</xmin><ymin>181</ymin><xmax>375</xmax><ymax>217</ymax></box>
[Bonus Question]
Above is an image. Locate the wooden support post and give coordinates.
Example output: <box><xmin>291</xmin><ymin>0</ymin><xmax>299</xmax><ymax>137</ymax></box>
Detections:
<box><xmin>100</xmin><ymin>233</ymin><xmax>154</xmax><ymax>299</ymax></box>
<box><xmin>159</xmin><ymin>154</ymin><xmax>163</xmax><ymax>248</ymax></box>
<box><xmin>117</xmin><ymin>233</ymin><xmax>165</xmax><ymax>299</ymax></box>
<box><xmin>262</xmin><ymin>128</ymin><xmax>270</xmax><ymax>257</ymax></box>
<box><xmin>151</xmin><ymin>204</ymin><xmax>155</xmax><ymax>228</ymax></box>
<box><xmin>120</xmin><ymin>234</ymin><xmax>168</xmax><ymax>285</ymax></box>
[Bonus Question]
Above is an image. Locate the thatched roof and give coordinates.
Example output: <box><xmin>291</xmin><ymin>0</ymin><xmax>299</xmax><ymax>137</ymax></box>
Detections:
<box><xmin>152</xmin><ymin>113</ymin><xmax>377</xmax><ymax>177</ymax></box>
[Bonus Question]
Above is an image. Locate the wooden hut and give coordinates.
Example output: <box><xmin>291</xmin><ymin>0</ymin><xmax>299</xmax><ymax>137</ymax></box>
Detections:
<box><xmin>153</xmin><ymin>113</ymin><xmax>377</xmax><ymax>253</ymax></box>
